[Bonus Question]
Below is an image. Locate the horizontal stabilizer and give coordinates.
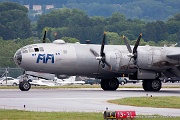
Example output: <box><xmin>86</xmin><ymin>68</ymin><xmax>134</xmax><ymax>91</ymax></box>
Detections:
<box><xmin>166</xmin><ymin>52</ymin><xmax>180</xmax><ymax>60</ymax></box>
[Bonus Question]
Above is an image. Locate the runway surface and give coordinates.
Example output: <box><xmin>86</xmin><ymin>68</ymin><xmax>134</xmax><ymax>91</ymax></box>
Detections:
<box><xmin>0</xmin><ymin>86</ymin><xmax>179</xmax><ymax>116</ymax></box>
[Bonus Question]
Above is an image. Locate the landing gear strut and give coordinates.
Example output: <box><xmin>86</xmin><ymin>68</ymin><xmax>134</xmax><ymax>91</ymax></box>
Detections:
<box><xmin>101</xmin><ymin>78</ymin><xmax>119</xmax><ymax>91</ymax></box>
<box><xmin>142</xmin><ymin>79</ymin><xmax>162</xmax><ymax>91</ymax></box>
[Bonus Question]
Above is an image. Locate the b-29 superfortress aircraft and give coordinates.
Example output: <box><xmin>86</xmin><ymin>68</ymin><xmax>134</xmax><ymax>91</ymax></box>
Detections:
<box><xmin>14</xmin><ymin>31</ymin><xmax>180</xmax><ymax>91</ymax></box>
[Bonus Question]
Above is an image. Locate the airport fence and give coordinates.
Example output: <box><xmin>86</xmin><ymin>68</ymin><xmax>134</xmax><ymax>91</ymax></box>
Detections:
<box><xmin>0</xmin><ymin>68</ymin><xmax>24</xmax><ymax>78</ymax></box>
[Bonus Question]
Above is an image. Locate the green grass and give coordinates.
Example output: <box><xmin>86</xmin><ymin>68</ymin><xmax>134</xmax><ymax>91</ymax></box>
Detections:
<box><xmin>0</xmin><ymin>109</ymin><xmax>179</xmax><ymax>120</ymax></box>
<box><xmin>0</xmin><ymin>110</ymin><xmax>100</xmax><ymax>120</ymax></box>
<box><xmin>108</xmin><ymin>96</ymin><xmax>180</xmax><ymax>109</ymax></box>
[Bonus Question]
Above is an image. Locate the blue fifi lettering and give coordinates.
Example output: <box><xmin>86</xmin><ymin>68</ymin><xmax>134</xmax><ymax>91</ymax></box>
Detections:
<box><xmin>36</xmin><ymin>54</ymin><xmax>45</xmax><ymax>63</ymax></box>
<box><xmin>46</xmin><ymin>54</ymin><xmax>54</xmax><ymax>63</ymax></box>
<box><xmin>36</xmin><ymin>54</ymin><xmax>54</xmax><ymax>63</ymax></box>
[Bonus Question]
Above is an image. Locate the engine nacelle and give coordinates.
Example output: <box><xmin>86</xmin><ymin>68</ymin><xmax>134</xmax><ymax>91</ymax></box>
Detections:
<box><xmin>136</xmin><ymin>46</ymin><xmax>153</xmax><ymax>69</ymax></box>
<box><xmin>103</xmin><ymin>50</ymin><xmax>121</xmax><ymax>72</ymax></box>
<box><xmin>103</xmin><ymin>50</ymin><xmax>137</xmax><ymax>73</ymax></box>
<box><xmin>137</xmin><ymin>45</ymin><xmax>171</xmax><ymax>70</ymax></box>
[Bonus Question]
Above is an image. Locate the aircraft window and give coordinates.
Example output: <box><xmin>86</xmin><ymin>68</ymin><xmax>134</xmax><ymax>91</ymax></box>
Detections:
<box><xmin>29</xmin><ymin>48</ymin><xmax>34</xmax><ymax>52</ymax></box>
<box><xmin>34</xmin><ymin>48</ymin><xmax>39</xmax><ymax>52</ymax></box>
<box><xmin>63</xmin><ymin>50</ymin><xmax>67</xmax><ymax>54</ymax></box>
<box><xmin>16</xmin><ymin>49</ymin><xmax>21</xmax><ymax>55</ymax></box>
<box><xmin>22</xmin><ymin>49</ymin><xmax>28</xmax><ymax>53</ymax></box>
<box><xmin>39</xmin><ymin>47</ymin><xmax>44</xmax><ymax>51</ymax></box>
<box><xmin>22</xmin><ymin>47</ymin><xmax>27</xmax><ymax>50</ymax></box>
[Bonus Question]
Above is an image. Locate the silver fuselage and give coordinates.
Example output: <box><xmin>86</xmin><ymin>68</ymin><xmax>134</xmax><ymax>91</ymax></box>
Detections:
<box><xmin>14</xmin><ymin>42</ymin><xmax>180</xmax><ymax>79</ymax></box>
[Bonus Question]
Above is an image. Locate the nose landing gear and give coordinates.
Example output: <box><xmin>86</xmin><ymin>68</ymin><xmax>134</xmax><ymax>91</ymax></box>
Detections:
<box><xmin>19</xmin><ymin>81</ymin><xmax>31</xmax><ymax>91</ymax></box>
<box><xmin>19</xmin><ymin>74</ymin><xmax>31</xmax><ymax>91</ymax></box>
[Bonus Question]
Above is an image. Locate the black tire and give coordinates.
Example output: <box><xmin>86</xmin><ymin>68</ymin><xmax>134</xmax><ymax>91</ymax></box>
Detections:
<box><xmin>101</xmin><ymin>79</ymin><xmax>119</xmax><ymax>91</ymax></box>
<box><xmin>101</xmin><ymin>79</ymin><xmax>108</xmax><ymax>90</ymax></box>
<box><xmin>142</xmin><ymin>80</ymin><xmax>150</xmax><ymax>91</ymax></box>
<box><xmin>19</xmin><ymin>81</ymin><xmax>31</xmax><ymax>91</ymax></box>
<box><xmin>19</xmin><ymin>82</ymin><xmax>24</xmax><ymax>91</ymax></box>
<box><xmin>149</xmin><ymin>79</ymin><xmax>162</xmax><ymax>91</ymax></box>
<box><xmin>108</xmin><ymin>79</ymin><xmax>119</xmax><ymax>91</ymax></box>
<box><xmin>143</xmin><ymin>79</ymin><xmax>161</xmax><ymax>91</ymax></box>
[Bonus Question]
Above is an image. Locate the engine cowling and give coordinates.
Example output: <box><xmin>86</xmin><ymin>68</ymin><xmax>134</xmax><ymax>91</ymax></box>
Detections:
<box><xmin>136</xmin><ymin>46</ymin><xmax>153</xmax><ymax>69</ymax></box>
<box><xmin>103</xmin><ymin>50</ymin><xmax>138</xmax><ymax>73</ymax></box>
<box><xmin>103</xmin><ymin>50</ymin><xmax>121</xmax><ymax>72</ymax></box>
<box><xmin>137</xmin><ymin>45</ymin><xmax>169</xmax><ymax>69</ymax></box>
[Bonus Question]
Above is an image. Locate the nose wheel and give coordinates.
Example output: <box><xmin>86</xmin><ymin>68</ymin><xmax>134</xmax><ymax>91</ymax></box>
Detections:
<box><xmin>19</xmin><ymin>81</ymin><xmax>31</xmax><ymax>91</ymax></box>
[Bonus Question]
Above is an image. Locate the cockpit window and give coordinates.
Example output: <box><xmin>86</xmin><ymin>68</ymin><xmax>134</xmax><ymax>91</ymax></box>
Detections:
<box><xmin>21</xmin><ymin>47</ymin><xmax>28</xmax><ymax>53</ymax></box>
<box><xmin>34</xmin><ymin>48</ymin><xmax>39</xmax><ymax>52</ymax></box>
<box><xmin>22</xmin><ymin>49</ymin><xmax>28</xmax><ymax>53</ymax></box>
<box><xmin>39</xmin><ymin>47</ymin><xmax>44</xmax><ymax>52</ymax></box>
<box><xmin>29</xmin><ymin>48</ymin><xmax>34</xmax><ymax>52</ymax></box>
<box><xmin>21</xmin><ymin>47</ymin><xmax>27</xmax><ymax>50</ymax></box>
<box><xmin>16</xmin><ymin>49</ymin><xmax>21</xmax><ymax>55</ymax></box>
<box><xmin>27</xmin><ymin>46</ymin><xmax>44</xmax><ymax>53</ymax></box>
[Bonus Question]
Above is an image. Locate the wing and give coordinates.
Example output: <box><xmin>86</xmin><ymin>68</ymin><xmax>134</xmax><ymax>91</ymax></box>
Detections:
<box><xmin>166</xmin><ymin>52</ymin><xmax>180</xmax><ymax>60</ymax></box>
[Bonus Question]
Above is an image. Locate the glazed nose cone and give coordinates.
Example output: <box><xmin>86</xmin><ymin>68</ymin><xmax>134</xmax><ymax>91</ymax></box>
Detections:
<box><xmin>14</xmin><ymin>49</ymin><xmax>22</xmax><ymax>66</ymax></box>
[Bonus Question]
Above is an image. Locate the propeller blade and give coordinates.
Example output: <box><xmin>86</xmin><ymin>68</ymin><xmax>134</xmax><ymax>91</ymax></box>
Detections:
<box><xmin>42</xmin><ymin>31</ymin><xmax>47</xmax><ymax>43</ymax></box>
<box><xmin>123</xmin><ymin>35</ymin><xmax>132</xmax><ymax>53</ymax></box>
<box><xmin>90</xmin><ymin>32</ymin><xmax>111</xmax><ymax>71</ymax></box>
<box><xmin>90</xmin><ymin>48</ymin><xmax>99</xmax><ymax>57</ymax></box>
<box><xmin>97</xmin><ymin>60</ymin><xmax>101</xmax><ymax>74</ymax></box>
<box><xmin>133</xmin><ymin>34</ymin><xmax>142</xmax><ymax>54</ymax></box>
<box><xmin>100</xmin><ymin>32</ymin><xmax>106</xmax><ymax>56</ymax></box>
<box><xmin>104</xmin><ymin>60</ymin><xmax>112</xmax><ymax>70</ymax></box>
<box><xmin>125</xmin><ymin>34</ymin><xmax>142</xmax><ymax>70</ymax></box>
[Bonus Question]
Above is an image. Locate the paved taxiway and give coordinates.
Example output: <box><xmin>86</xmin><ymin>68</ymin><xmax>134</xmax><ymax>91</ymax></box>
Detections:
<box><xmin>0</xmin><ymin>86</ymin><xmax>179</xmax><ymax>116</ymax></box>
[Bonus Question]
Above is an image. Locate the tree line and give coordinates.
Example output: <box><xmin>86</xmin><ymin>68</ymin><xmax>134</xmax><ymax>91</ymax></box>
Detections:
<box><xmin>0</xmin><ymin>2</ymin><xmax>31</xmax><ymax>40</ymax></box>
<box><xmin>37</xmin><ymin>8</ymin><xmax>180</xmax><ymax>44</ymax></box>
<box><xmin>1</xmin><ymin>2</ymin><xmax>180</xmax><ymax>43</ymax></box>
<box><xmin>0</xmin><ymin>2</ymin><xmax>180</xmax><ymax>67</ymax></box>
<box><xmin>2</xmin><ymin>0</ymin><xmax>180</xmax><ymax>20</ymax></box>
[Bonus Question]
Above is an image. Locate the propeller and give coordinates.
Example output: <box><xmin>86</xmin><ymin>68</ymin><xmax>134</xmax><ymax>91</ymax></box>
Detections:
<box><xmin>90</xmin><ymin>32</ymin><xmax>111</xmax><ymax>72</ymax></box>
<box><xmin>42</xmin><ymin>30</ymin><xmax>47</xmax><ymax>43</ymax></box>
<box><xmin>123</xmin><ymin>34</ymin><xmax>142</xmax><ymax>66</ymax></box>
<box><xmin>132</xmin><ymin>34</ymin><xmax>142</xmax><ymax>61</ymax></box>
<box><xmin>123</xmin><ymin>35</ymin><xmax>133</xmax><ymax>57</ymax></box>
